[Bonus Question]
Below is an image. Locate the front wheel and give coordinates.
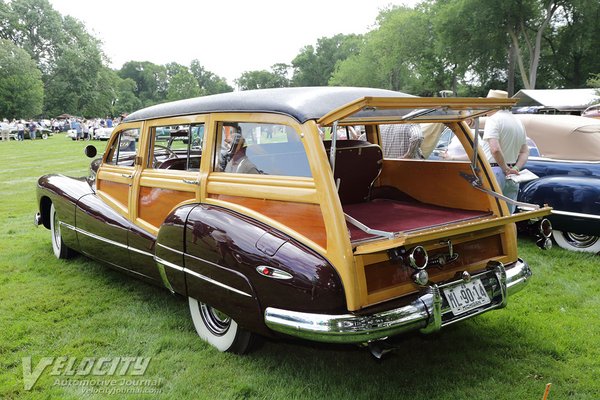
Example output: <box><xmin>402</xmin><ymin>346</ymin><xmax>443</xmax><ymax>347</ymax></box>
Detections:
<box><xmin>188</xmin><ymin>297</ymin><xmax>256</xmax><ymax>354</ymax></box>
<box><xmin>50</xmin><ymin>203</ymin><xmax>73</xmax><ymax>259</ymax></box>
<box><xmin>552</xmin><ymin>230</ymin><xmax>600</xmax><ymax>253</ymax></box>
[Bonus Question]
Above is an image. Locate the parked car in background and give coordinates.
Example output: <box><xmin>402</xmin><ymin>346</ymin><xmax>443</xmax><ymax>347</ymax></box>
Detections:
<box><xmin>93</xmin><ymin>126</ymin><xmax>114</xmax><ymax>140</ymax></box>
<box><xmin>10</xmin><ymin>124</ymin><xmax>53</xmax><ymax>139</ymax></box>
<box><xmin>514</xmin><ymin>114</ymin><xmax>600</xmax><ymax>253</ymax></box>
<box><xmin>582</xmin><ymin>104</ymin><xmax>600</xmax><ymax>119</ymax></box>
<box><xmin>35</xmin><ymin>87</ymin><xmax>551</xmax><ymax>355</ymax></box>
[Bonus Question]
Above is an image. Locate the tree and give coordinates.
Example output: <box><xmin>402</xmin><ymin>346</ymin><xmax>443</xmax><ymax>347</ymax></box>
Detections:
<box><xmin>543</xmin><ymin>0</ymin><xmax>600</xmax><ymax>88</ymax></box>
<box><xmin>291</xmin><ymin>34</ymin><xmax>363</xmax><ymax>87</ymax></box>
<box><xmin>113</xmin><ymin>78</ymin><xmax>142</xmax><ymax>116</ymax></box>
<box><xmin>505</xmin><ymin>0</ymin><xmax>562</xmax><ymax>89</ymax></box>
<box><xmin>235</xmin><ymin>64</ymin><xmax>290</xmax><ymax>90</ymax></box>
<box><xmin>0</xmin><ymin>0</ymin><xmax>65</xmax><ymax>74</ymax></box>
<box><xmin>119</xmin><ymin>61</ymin><xmax>168</xmax><ymax>107</ymax></box>
<box><xmin>167</xmin><ymin>69</ymin><xmax>201</xmax><ymax>101</ymax></box>
<box><xmin>0</xmin><ymin>39</ymin><xmax>44</xmax><ymax>118</ymax></box>
<box><xmin>189</xmin><ymin>59</ymin><xmax>233</xmax><ymax>95</ymax></box>
<box><xmin>43</xmin><ymin>21</ymin><xmax>104</xmax><ymax>117</ymax></box>
<box><xmin>331</xmin><ymin>6</ymin><xmax>438</xmax><ymax>95</ymax></box>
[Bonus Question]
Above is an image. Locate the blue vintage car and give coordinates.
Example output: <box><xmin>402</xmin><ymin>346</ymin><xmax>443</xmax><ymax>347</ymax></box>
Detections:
<box><xmin>516</xmin><ymin>114</ymin><xmax>600</xmax><ymax>253</ymax></box>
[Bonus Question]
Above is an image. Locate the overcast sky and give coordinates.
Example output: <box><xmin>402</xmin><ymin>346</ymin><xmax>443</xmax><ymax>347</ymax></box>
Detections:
<box><xmin>48</xmin><ymin>0</ymin><xmax>417</xmax><ymax>86</ymax></box>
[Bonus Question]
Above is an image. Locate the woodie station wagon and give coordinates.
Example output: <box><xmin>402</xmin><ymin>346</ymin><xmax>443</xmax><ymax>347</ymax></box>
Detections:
<box><xmin>35</xmin><ymin>87</ymin><xmax>551</xmax><ymax>355</ymax></box>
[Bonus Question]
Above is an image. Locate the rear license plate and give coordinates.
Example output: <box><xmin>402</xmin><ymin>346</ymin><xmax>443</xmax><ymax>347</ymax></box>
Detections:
<box><xmin>443</xmin><ymin>278</ymin><xmax>491</xmax><ymax>316</ymax></box>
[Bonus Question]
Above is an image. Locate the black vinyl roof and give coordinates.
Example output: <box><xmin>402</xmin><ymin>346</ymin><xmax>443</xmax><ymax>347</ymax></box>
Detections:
<box><xmin>124</xmin><ymin>87</ymin><xmax>413</xmax><ymax>124</ymax></box>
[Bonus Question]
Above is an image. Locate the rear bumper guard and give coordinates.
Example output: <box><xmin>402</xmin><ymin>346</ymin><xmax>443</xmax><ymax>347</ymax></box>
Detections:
<box><xmin>264</xmin><ymin>258</ymin><xmax>531</xmax><ymax>344</ymax></box>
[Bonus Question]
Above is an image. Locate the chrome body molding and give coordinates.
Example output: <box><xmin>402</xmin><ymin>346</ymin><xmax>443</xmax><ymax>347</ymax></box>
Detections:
<box><xmin>551</xmin><ymin>209</ymin><xmax>600</xmax><ymax>221</ymax></box>
<box><xmin>185</xmin><ymin>268</ymin><xmax>253</xmax><ymax>298</ymax></box>
<box><xmin>264</xmin><ymin>259</ymin><xmax>531</xmax><ymax>344</ymax></box>
<box><xmin>157</xmin><ymin>242</ymin><xmax>184</xmax><ymax>255</ymax></box>
<box><xmin>62</xmin><ymin>222</ymin><xmax>154</xmax><ymax>257</ymax></box>
<box><xmin>154</xmin><ymin>256</ymin><xmax>180</xmax><ymax>293</ymax></box>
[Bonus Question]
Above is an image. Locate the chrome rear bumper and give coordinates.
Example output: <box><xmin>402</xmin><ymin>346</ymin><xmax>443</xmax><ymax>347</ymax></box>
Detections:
<box><xmin>264</xmin><ymin>259</ymin><xmax>531</xmax><ymax>344</ymax></box>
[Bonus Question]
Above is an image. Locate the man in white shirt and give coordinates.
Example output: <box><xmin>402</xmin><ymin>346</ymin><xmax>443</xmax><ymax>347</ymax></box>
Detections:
<box><xmin>481</xmin><ymin>90</ymin><xmax>529</xmax><ymax>214</ymax></box>
<box><xmin>0</xmin><ymin>120</ymin><xmax>10</xmax><ymax>141</ymax></box>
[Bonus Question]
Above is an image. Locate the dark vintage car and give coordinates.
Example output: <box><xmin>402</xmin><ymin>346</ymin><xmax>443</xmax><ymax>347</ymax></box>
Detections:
<box><xmin>35</xmin><ymin>87</ymin><xmax>551</xmax><ymax>355</ymax></box>
<box><xmin>515</xmin><ymin>114</ymin><xmax>600</xmax><ymax>253</ymax></box>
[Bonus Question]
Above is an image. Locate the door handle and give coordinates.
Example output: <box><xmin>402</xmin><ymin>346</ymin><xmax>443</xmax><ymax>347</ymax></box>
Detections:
<box><xmin>121</xmin><ymin>174</ymin><xmax>133</xmax><ymax>179</ymax></box>
<box><xmin>183</xmin><ymin>179</ymin><xmax>199</xmax><ymax>185</ymax></box>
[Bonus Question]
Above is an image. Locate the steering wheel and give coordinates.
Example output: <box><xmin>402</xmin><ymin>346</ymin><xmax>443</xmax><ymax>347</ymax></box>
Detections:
<box><xmin>153</xmin><ymin>144</ymin><xmax>177</xmax><ymax>167</ymax></box>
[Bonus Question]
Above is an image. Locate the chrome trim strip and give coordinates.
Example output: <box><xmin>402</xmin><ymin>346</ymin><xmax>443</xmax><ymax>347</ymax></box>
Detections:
<box><xmin>185</xmin><ymin>268</ymin><xmax>252</xmax><ymax>298</ymax></box>
<box><xmin>551</xmin><ymin>209</ymin><xmax>600</xmax><ymax>221</ymax></box>
<box><xmin>128</xmin><ymin>246</ymin><xmax>153</xmax><ymax>257</ymax></box>
<box><xmin>63</xmin><ymin>223</ymin><xmax>153</xmax><ymax>257</ymax></box>
<box><xmin>264</xmin><ymin>259</ymin><xmax>531</xmax><ymax>344</ymax></box>
<box><xmin>157</xmin><ymin>242</ymin><xmax>184</xmax><ymax>255</ymax></box>
<box><xmin>59</xmin><ymin>221</ymin><xmax>76</xmax><ymax>231</ymax></box>
<box><xmin>529</xmin><ymin>156</ymin><xmax>600</xmax><ymax>165</ymax></box>
<box><xmin>154</xmin><ymin>257</ymin><xmax>176</xmax><ymax>293</ymax></box>
<box><xmin>155</xmin><ymin>256</ymin><xmax>184</xmax><ymax>272</ymax></box>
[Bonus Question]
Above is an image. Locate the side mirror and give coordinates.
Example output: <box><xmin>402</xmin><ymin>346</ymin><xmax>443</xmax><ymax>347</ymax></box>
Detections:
<box><xmin>84</xmin><ymin>145</ymin><xmax>97</xmax><ymax>158</ymax></box>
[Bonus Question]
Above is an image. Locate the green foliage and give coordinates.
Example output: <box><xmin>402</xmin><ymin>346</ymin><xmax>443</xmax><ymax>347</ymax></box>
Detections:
<box><xmin>235</xmin><ymin>64</ymin><xmax>290</xmax><ymax>90</ymax></box>
<box><xmin>1</xmin><ymin>140</ymin><xmax>600</xmax><ymax>399</ymax></box>
<box><xmin>119</xmin><ymin>61</ymin><xmax>168</xmax><ymax>108</ymax></box>
<box><xmin>1</xmin><ymin>0</ymin><xmax>599</xmax><ymax>117</ymax></box>
<box><xmin>292</xmin><ymin>34</ymin><xmax>363</xmax><ymax>87</ymax></box>
<box><xmin>189</xmin><ymin>59</ymin><xmax>233</xmax><ymax>95</ymax></box>
<box><xmin>167</xmin><ymin>69</ymin><xmax>202</xmax><ymax>101</ymax></box>
<box><xmin>1</xmin><ymin>0</ymin><xmax>65</xmax><ymax>74</ymax></box>
<box><xmin>542</xmin><ymin>0</ymin><xmax>600</xmax><ymax>88</ymax></box>
<box><xmin>0</xmin><ymin>39</ymin><xmax>43</xmax><ymax>118</ymax></box>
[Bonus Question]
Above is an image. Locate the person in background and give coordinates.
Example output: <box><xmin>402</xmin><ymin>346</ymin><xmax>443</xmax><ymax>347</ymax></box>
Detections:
<box><xmin>379</xmin><ymin>123</ymin><xmax>424</xmax><ymax>159</ymax></box>
<box><xmin>16</xmin><ymin>120</ymin><xmax>25</xmax><ymax>141</ymax></box>
<box><xmin>481</xmin><ymin>89</ymin><xmax>529</xmax><ymax>214</ymax></box>
<box><xmin>72</xmin><ymin>119</ymin><xmax>82</xmax><ymax>140</ymax></box>
<box><xmin>0</xmin><ymin>119</ymin><xmax>10</xmax><ymax>141</ymax></box>
<box><xmin>82</xmin><ymin>120</ymin><xmax>90</xmax><ymax>140</ymax></box>
<box><xmin>29</xmin><ymin>120</ymin><xmax>37</xmax><ymax>140</ymax></box>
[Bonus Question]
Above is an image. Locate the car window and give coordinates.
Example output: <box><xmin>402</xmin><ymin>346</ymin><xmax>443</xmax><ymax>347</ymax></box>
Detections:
<box><xmin>214</xmin><ymin>122</ymin><xmax>311</xmax><ymax>177</ymax></box>
<box><xmin>149</xmin><ymin>124</ymin><xmax>203</xmax><ymax>171</ymax></box>
<box><xmin>105</xmin><ymin>128</ymin><xmax>140</xmax><ymax>166</ymax></box>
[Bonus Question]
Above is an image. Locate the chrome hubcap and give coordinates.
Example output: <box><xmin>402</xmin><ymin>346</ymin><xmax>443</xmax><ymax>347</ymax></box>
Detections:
<box><xmin>563</xmin><ymin>232</ymin><xmax>599</xmax><ymax>248</ymax></box>
<box><xmin>199</xmin><ymin>303</ymin><xmax>231</xmax><ymax>336</ymax></box>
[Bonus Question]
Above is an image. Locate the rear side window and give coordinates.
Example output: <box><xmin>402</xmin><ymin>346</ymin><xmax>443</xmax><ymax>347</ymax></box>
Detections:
<box><xmin>105</xmin><ymin>128</ymin><xmax>140</xmax><ymax>166</ymax></box>
<box><xmin>214</xmin><ymin>122</ymin><xmax>311</xmax><ymax>177</ymax></box>
<box><xmin>148</xmin><ymin>124</ymin><xmax>204</xmax><ymax>171</ymax></box>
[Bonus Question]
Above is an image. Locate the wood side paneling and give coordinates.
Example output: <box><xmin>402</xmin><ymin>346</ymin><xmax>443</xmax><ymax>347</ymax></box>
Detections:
<box><xmin>364</xmin><ymin>234</ymin><xmax>504</xmax><ymax>302</ymax></box>
<box><xmin>138</xmin><ymin>187</ymin><xmax>195</xmax><ymax>228</ymax></box>
<box><xmin>379</xmin><ymin>160</ymin><xmax>490</xmax><ymax>211</ymax></box>
<box><xmin>98</xmin><ymin>180</ymin><xmax>129</xmax><ymax>208</ymax></box>
<box><xmin>212</xmin><ymin>195</ymin><xmax>327</xmax><ymax>248</ymax></box>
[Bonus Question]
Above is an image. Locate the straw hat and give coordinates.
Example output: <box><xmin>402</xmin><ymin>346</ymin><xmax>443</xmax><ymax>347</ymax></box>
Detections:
<box><xmin>487</xmin><ymin>89</ymin><xmax>508</xmax><ymax>99</ymax></box>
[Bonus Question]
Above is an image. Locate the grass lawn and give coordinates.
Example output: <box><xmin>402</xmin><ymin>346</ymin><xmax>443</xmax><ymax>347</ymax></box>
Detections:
<box><xmin>0</xmin><ymin>135</ymin><xmax>599</xmax><ymax>399</ymax></box>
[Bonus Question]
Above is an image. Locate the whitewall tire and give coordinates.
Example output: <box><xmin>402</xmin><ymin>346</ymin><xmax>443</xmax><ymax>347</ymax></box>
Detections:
<box><xmin>188</xmin><ymin>297</ymin><xmax>256</xmax><ymax>354</ymax></box>
<box><xmin>50</xmin><ymin>203</ymin><xmax>72</xmax><ymax>259</ymax></box>
<box><xmin>552</xmin><ymin>230</ymin><xmax>600</xmax><ymax>254</ymax></box>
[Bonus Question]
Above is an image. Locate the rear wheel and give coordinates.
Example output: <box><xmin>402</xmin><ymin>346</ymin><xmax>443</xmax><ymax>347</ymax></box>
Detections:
<box><xmin>188</xmin><ymin>297</ymin><xmax>256</xmax><ymax>354</ymax></box>
<box><xmin>552</xmin><ymin>230</ymin><xmax>600</xmax><ymax>253</ymax></box>
<box><xmin>50</xmin><ymin>203</ymin><xmax>73</xmax><ymax>259</ymax></box>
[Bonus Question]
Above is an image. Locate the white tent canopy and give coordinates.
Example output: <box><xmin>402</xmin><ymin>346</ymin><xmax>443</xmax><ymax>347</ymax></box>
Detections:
<box><xmin>513</xmin><ymin>89</ymin><xmax>600</xmax><ymax>113</ymax></box>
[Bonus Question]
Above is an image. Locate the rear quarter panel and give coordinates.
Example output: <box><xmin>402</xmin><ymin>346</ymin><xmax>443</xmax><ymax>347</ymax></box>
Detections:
<box><xmin>180</xmin><ymin>204</ymin><xmax>346</xmax><ymax>336</ymax></box>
